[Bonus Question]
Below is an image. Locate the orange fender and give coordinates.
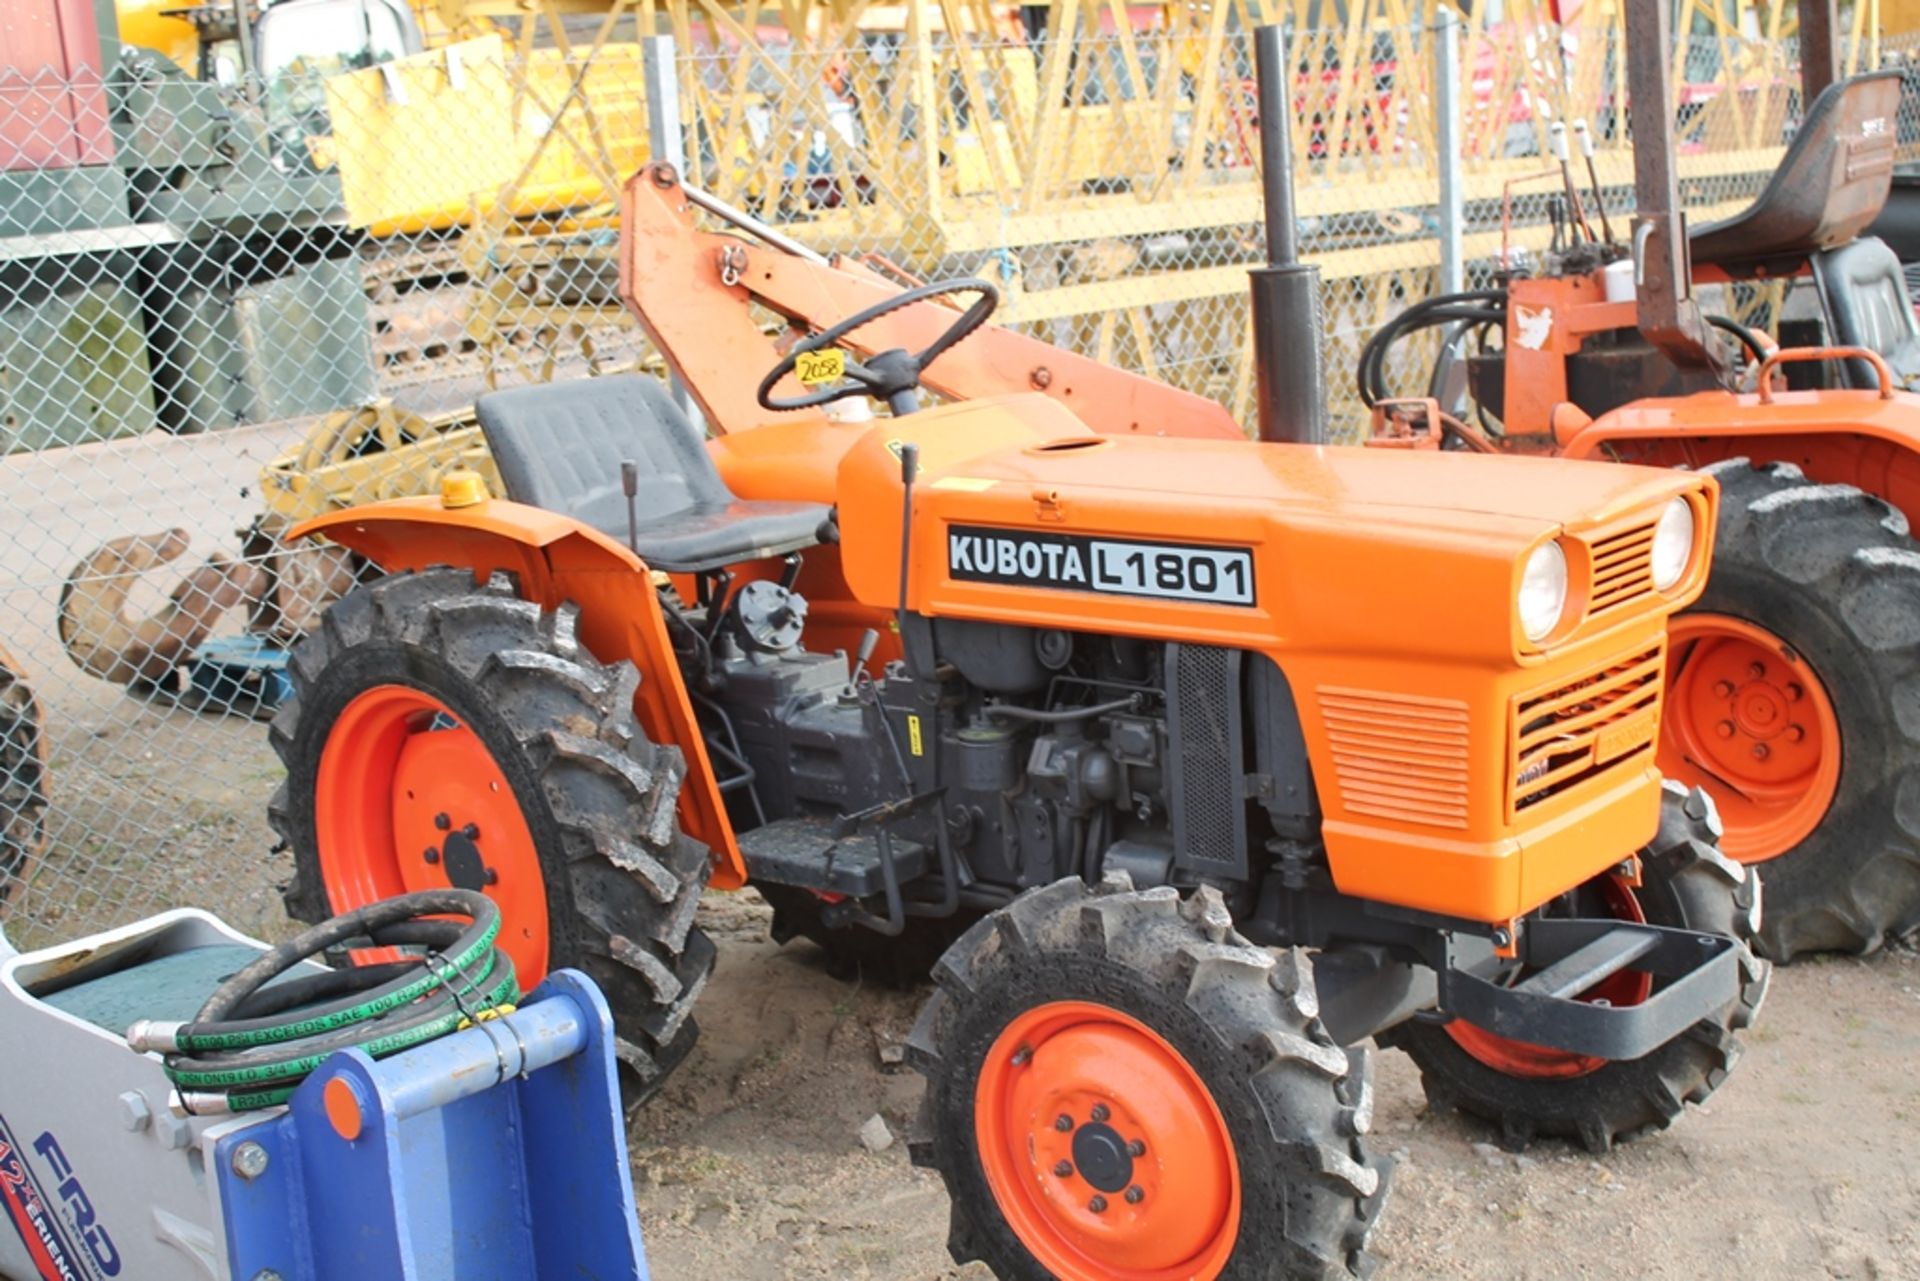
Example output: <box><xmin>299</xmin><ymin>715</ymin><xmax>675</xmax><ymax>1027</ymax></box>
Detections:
<box><xmin>1558</xmin><ymin>388</ymin><xmax>1920</xmax><ymax>529</ymax></box>
<box><xmin>290</xmin><ymin>497</ymin><xmax>745</xmax><ymax>888</ymax></box>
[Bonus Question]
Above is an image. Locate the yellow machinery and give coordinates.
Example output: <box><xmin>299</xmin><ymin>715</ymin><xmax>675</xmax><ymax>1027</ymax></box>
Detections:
<box><xmin>315</xmin><ymin>0</ymin><xmax>1886</xmax><ymax>414</ymax></box>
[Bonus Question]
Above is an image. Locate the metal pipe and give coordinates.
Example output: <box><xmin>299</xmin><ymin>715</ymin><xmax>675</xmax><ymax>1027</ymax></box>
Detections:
<box><xmin>1434</xmin><ymin>7</ymin><xmax>1465</xmax><ymax>294</ymax></box>
<box><xmin>679</xmin><ymin>181</ymin><xmax>833</xmax><ymax>266</ymax></box>
<box><xmin>1254</xmin><ymin>26</ymin><xmax>1298</xmax><ymax>267</ymax></box>
<box><xmin>1248</xmin><ymin>24</ymin><xmax>1328</xmax><ymax>446</ymax></box>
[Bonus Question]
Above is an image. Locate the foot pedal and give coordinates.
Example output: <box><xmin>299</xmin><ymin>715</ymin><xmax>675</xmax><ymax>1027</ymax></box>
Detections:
<box><xmin>739</xmin><ymin>817</ymin><xmax>928</xmax><ymax>897</ymax></box>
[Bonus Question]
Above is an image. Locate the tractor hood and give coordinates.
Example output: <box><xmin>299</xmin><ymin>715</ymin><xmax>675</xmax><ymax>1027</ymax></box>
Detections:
<box><xmin>833</xmin><ymin>395</ymin><xmax>1713</xmax><ymax>664</ymax></box>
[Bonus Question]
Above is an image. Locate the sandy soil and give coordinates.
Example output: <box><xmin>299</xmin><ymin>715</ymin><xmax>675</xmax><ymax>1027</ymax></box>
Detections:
<box><xmin>634</xmin><ymin>892</ymin><xmax>1920</xmax><ymax>1281</ymax></box>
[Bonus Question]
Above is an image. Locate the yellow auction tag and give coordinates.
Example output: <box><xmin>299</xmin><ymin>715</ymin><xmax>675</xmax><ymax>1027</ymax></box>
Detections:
<box><xmin>795</xmin><ymin>348</ymin><xmax>846</xmax><ymax>386</ymax></box>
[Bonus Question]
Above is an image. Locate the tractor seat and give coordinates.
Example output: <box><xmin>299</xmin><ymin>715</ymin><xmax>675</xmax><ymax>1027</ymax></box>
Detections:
<box><xmin>1688</xmin><ymin>69</ymin><xmax>1902</xmax><ymax>275</ymax></box>
<box><xmin>475</xmin><ymin>375</ymin><xmax>829</xmax><ymax>574</ymax></box>
<box><xmin>1808</xmin><ymin>236</ymin><xmax>1920</xmax><ymax>390</ymax></box>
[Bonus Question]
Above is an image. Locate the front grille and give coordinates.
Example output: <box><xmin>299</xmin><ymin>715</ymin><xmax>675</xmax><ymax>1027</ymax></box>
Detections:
<box><xmin>1510</xmin><ymin>643</ymin><xmax>1664</xmax><ymax>814</ymax></box>
<box><xmin>1318</xmin><ymin>686</ymin><xmax>1471</xmax><ymax>830</ymax></box>
<box><xmin>1586</xmin><ymin>520</ymin><xmax>1657</xmax><ymax>616</ymax></box>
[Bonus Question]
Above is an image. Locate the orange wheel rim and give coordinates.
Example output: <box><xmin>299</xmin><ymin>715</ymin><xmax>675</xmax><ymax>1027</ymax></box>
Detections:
<box><xmin>1659</xmin><ymin>613</ymin><xmax>1841</xmax><ymax>863</ymax></box>
<box><xmin>1447</xmin><ymin>875</ymin><xmax>1650</xmax><ymax>1079</ymax></box>
<box><xmin>315</xmin><ymin>685</ymin><xmax>550</xmax><ymax>984</ymax></box>
<box><xmin>975</xmin><ymin>1001</ymin><xmax>1240</xmax><ymax>1281</ymax></box>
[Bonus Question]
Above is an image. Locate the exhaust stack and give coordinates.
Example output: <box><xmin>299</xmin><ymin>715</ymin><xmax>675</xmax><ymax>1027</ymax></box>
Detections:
<box><xmin>1249</xmin><ymin>24</ymin><xmax>1327</xmax><ymax>446</ymax></box>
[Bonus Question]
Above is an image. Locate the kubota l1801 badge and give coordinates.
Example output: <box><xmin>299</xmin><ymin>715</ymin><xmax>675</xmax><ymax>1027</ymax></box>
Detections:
<box><xmin>947</xmin><ymin>525</ymin><xmax>1255</xmax><ymax>606</ymax></box>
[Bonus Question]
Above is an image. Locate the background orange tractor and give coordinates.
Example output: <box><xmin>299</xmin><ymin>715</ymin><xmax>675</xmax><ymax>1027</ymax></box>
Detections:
<box><xmin>1359</xmin><ymin>0</ymin><xmax>1920</xmax><ymax>962</ymax></box>
<box><xmin>268</xmin><ymin>28</ymin><xmax>1768</xmax><ymax>1279</ymax></box>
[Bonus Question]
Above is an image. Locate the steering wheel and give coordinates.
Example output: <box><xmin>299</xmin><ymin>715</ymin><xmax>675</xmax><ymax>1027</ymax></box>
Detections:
<box><xmin>756</xmin><ymin>276</ymin><xmax>1000</xmax><ymax>415</ymax></box>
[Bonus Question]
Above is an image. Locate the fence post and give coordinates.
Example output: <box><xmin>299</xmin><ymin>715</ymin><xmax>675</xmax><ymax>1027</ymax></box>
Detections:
<box><xmin>642</xmin><ymin>34</ymin><xmax>703</xmax><ymax>434</ymax></box>
<box><xmin>1433</xmin><ymin>7</ymin><xmax>1465</xmax><ymax>295</ymax></box>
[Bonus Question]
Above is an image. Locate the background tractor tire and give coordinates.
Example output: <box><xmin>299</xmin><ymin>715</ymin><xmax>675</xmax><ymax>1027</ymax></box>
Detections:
<box><xmin>270</xmin><ymin>567</ymin><xmax>715</xmax><ymax>1105</ymax></box>
<box><xmin>1663</xmin><ymin>458</ymin><xmax>1920</xmax><ymax>960</ymax></box>
<box><xmin>1387</xmin><ymin>783</ymin><xmax>1770</xmax><ymax>1154</ymax></box>
<box><xmin>0</xmin><ymin>652</ymin><xmax>47</xmax><ymax>911</ymax></box>
<box><xmin>909</xmin><ymin>876</ymin><xmax>1387</xmax><ymax>1281</ymax></box>
<box><xmin>758</xmin><ymin>882</ymin><xmax>977</xmax><ymax>987</ymax></box>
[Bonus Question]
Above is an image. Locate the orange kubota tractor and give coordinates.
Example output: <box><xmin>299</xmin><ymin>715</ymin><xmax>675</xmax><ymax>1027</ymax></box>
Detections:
<box><xmin>1360</xmin><ymin>0</ymin><xmax>1920</xmax><ymax>962</ymax></box>
<box><xmin>270</xmin><ymin>28</ymin><xmax>1768</xmax><ymax>1278</ymax></box>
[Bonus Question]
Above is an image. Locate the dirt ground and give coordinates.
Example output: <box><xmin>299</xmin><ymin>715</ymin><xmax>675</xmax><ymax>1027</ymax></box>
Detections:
<box><xmin>635</xmin><ymin>892</ymin><xmax>1920</xmax><ymax>1281</ymax></box>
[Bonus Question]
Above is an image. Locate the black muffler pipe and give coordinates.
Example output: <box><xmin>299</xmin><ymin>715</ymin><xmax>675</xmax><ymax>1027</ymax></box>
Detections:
<box><xmin>1249</xmin><ymin>24</ymin><xmax>1328</xmax><ymax>446</ymax></box>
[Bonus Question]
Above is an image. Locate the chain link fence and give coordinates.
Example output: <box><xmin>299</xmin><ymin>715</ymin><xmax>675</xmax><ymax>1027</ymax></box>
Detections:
<box><xmin>0</xmin><ymin>4</ymin><xmax>1910</xmax><ymax>947</ymax></box>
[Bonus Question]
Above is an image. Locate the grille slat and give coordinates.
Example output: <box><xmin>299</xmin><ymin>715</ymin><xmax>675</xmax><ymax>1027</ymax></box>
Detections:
<box><xmin>1319</xmin><ymin>685</ymin><xmax>1471</xmax><ymax>830</ymax></box>
<box><xmin>1509</xmin><ymin>642</ymin><xmax>1665</xmax><ymax>813</ymax></box>
<box><xmin>1583</xmin><ymin>521</ymin><xmax>1658</xmax><ymax>616</ymax></box>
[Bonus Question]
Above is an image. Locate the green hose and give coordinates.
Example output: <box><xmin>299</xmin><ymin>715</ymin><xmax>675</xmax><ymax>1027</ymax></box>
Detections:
<box><xmin>131</xmin><ymin>889</ymin><xmax>520</xmax><ymax>1111</ymax></box>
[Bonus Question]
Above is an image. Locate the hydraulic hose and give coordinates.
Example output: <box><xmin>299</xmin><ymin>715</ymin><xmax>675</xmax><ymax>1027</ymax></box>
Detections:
<box><xmin>1357</xmin><ymin>289</ymin><xmax>1508</xmax><ymax>408</ymax></box>
<box><xmin>127</xmin><ymin>889</ymin><xmax>518</xmax><ymax>1112</ymax></box>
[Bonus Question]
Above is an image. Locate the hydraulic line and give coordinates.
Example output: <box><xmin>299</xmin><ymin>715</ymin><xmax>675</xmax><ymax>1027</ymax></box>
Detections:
<box><xmin>1357</xmin><ymin>289</ymin><xmax>1508</xmax><ymax>408</ymax></box>
<box><xmin>126</xmin><ymin>889</ymin><xmax>518</xmax><ymax>1112</ymax></box>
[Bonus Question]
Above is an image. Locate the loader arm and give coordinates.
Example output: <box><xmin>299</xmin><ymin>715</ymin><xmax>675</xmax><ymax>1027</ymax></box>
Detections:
<box><xmin>616</xmin><ymin>164</ymin><xmax>1245</xmax><ymax>441</ymax></box>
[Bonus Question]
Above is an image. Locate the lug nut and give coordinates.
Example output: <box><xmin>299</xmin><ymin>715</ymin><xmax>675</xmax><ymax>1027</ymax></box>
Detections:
<box><xmin>1714</xmin><ymin>680</ymin><xmax>1735</xmax><ymax>698</ymax></box>
<box><xmin>462</xmin><ymin>823</ymin><xmax>481</xmax><ymax>840</ymax></box>
<box><xmin>1125</xmin><ymin>1185</ymin><xmax>1145</xmax><ymax>1205</ymax></box>
<box><xmin>1088</xmin><ymin>1195</ymin><xmax>1107</xmax><ymax>1214</ymax></box>
<box><xmin>1055</xmin><ymin>1114</ymin><xmax>1074</xmax><ymax>1132</ymax></box>
<box><xmin>1749</xmin><ymin>661</ymin><xmax>1767</xmax><ymax>679</ymax></box>
<box><xmin>1752</xmin><ymin>743</ymin><xmax>1770</xmax><ymax>760</ymax></box>
<box><xmin>1127</xmin><ymin>1139</ymin><xmax>1146</xmax><ymax>1158</ymax></box>
<box><xmin>1716</xmin><ymin>720</ymin><xmax>1735</xmax><ymax>738</ymax></box>
<box><xmin>1786</xmin><ymin>682</ymin><xmax>1804</xmax><ymax>702</ymax></box>
<box><xmin>423</xmin><ymin>847</ymin><xmax>439</xmax><ymax>864</ymax></box>
<box><xmin>434</xmin><ymin>813</ymin><xmax>451</xmax><ymax>830</ymax></box>
<box><xmin>1787</xmin><ymin>724</ymin><xmax>1806</xmax><ymax>742</ymax></box>
<box><xmin>1090</xmin><ymin>1104</ymin><xmax>1110</xmax><ymax>1124</ymax></box>
<box><xmin>1054</xmin><ymin>1160</ymin><xmax>1074</xmax><ymax>1178</ymax></box>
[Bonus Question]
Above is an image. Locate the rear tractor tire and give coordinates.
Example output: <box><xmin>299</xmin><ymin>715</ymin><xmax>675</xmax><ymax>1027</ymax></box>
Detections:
<box><xmin>1661</xmin><ymin>458</ymin><xmax>1920</xmax><ymax>959</ymax></box>
<box><xmin>1386</xmin><ymin>783</ymin><xmax>1770</xmax><ymax>1154</ymax></box>
<box><xmin>909</xmin><ymin>875</ymin><xmax>1387</xmax><ymax>1281</ymax></box>
<box><xmin>269</xmin><ymin>567</ymin><xmax>716</xmax><ymax>1105</ymax></box>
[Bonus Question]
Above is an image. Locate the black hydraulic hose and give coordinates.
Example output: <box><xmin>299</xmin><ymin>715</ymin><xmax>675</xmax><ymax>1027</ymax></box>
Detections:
<box><xmin>127</xmin><ymin>889</ymin><xmax>519</xmax><ymax>1112</ymax></box>
<box><xmin>1706</xmin><ymin>314</ymin><xmax>1769</xmax><ymax>367</ymax></box>
<box><xmin>1357</xmin><ymin>288</ymin><xmax>1508</xmax><ymax>407</ymax></box>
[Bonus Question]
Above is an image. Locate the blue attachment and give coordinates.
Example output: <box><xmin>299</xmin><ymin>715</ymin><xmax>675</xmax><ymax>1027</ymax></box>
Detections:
<box><xmin>187</xmin><ymin>635</ymin><xmax>294</xmax><ymax>711</ymax></box>
<box><xmin>215</xmin><ymin>969</ymin><xmax>648</xmax><ymax>1281</ymax></box>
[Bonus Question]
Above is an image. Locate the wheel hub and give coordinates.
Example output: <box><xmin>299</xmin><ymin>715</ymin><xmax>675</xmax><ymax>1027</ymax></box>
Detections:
<box><xmin>1659</xmin><ymin>614</ymin><xmax>1842</xmax><ymax>863</ymax></box>
<box><xmin>974</xmin><ymin>1001</ymin><xmax>1240</xmax><ymax>1280</ymax></box>
<box><xmin>316</xmin><ymin>684</ymin><xmax>551</xmax><ymax>985</ymax></box>
<box><xmin>1069</xmin><ymin>1121</ymin><xmax>1135</xmax><ymax>1194</ymax></box>
<box><xmin>438</xmin><ymin>828</ymin><xmax>490</xmax><ymax>893</ymax></box>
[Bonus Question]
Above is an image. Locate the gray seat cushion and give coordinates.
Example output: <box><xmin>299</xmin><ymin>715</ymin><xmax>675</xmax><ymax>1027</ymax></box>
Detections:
<box><xmin>475</xmin><ymin>375</ymin><xmax>827</xmax><ymax>573</ymax></box>
<box><xmin>1810</xmin><ymin>236</ymin><xmax>1920</xmax><ymax>390</ymax></box>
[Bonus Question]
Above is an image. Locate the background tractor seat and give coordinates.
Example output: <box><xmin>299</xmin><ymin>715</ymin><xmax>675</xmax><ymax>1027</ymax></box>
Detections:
<box><xmin>1688</xmin><ymin>69</ymin><xmax>1902</xmax><ymax>277</ymax></box>
<box><xmin>1808</xmin><ymin>236</ymin><xmax>1920</xmax><ymax>390</ymax></box>
<box><xmin>475</xmin><ymin>374</ymin><xmax>829</xmax><ymax>574</ymax></box>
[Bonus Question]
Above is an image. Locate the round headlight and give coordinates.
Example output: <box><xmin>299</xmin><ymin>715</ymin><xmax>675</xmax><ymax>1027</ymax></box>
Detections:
<box><xmin>1518</xmin><ymin>541</ymin><xmax>1570</xmax><ymax>643</ymax></box>
<box><xmin>1651</xmin><ymin>496</ymin><xmax>1695</xmax><ymax>591</ymax></box>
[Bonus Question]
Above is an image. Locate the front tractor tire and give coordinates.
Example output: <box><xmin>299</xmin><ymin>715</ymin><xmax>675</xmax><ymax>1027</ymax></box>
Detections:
<box><xmin>909</xmin><ymin>876</ymin><xmax>1387</xmax><ymax>1281</ymax></box>
<box><xmin>1662</xmin><ymin>458</ymin><xmax>1920</xmax><ymax>959</ymax></box>
<box><xmin>1387</xmin><ymin>783</ymin><xmax>1770</xmax><ymax>1154</ymax></box>
<box><xmin>269</xmin><ymin>568</ymin><xmax>715</xmax><ymax>1104</ymax></box>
